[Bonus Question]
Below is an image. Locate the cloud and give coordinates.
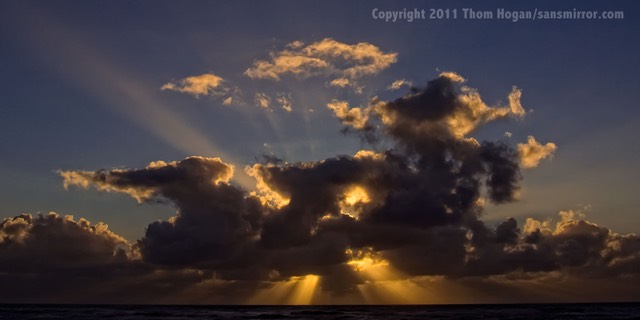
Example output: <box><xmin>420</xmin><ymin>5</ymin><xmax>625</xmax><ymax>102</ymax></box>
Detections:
<box><xmin>255</xmin><ymin>92</ymin><xmax>272</xmax><ymax>110</ymax></box>
<box><xmin>329</xmin><ymin>78</ymin><xmax>364</xmax><ymax>94</ymax></box>
<box><xmin>60</xmin><ymin>156</ymin><xmax>234</xmax><ymax>203</ymax></box>
<box><xmin>0</xmin><ymin>212</ymin><xmax>140</xmax><ymax>302</ymax></box>
<box><xmin>244</xmin><ymin>38</ymin><xmax>397</xmax><ymax>82</ymax></box>
<box><xmin>518</xmin><ymin>136</ymin><xmax>558</xmax><ymax>168</ymax></box>
<box><xmin>439</xmin><ymin>71</ymin><xmax>466</xmax><ymax>83</ymax></box>
<box><xmin>371</xmin><ymin>72</ymin><xmax>526</xmax><ymax>140</ymax></box>
<box><xmin>0</xmin><ymin>212</ymin><xmax>129</xmax><ymax>269</ymax></box>
<box><xmin>4</xmin><ymin>72</ymin><xmax>638</xmax><ymax>303</ymax></box>
<box><xmin>57</xmin><ymin>74</ymin><xmax>575</xmax><ymax>290</ymax></box>
<box><xmin>329</xmin><ymin>78</ymin><xmax>351</xmax><ymax>88</ymax></box>
<box><xmin>161</xmin><ymin>73</ymin><xmax>228</xmax><ymax>97</ymax></box>
<box><xmin>326</xmin><ymin>100</ymin><xmax>370</xmax><ymax>130</ymax></box>
<box><xmin>388</xmin><ymin>79</ymin><xmax>412</xmax><ymax>90</ymax></box>
<box><xmin>222</xmin><ymin>96</ymin><xmax>234</xmax><ymax>105</ymax></box>
<box><xmin>161</xmin><ymin>73</ymin><xmax>242</xmax><ymax>108</ymax></box>
<box><xmin>0</xmin><ymin>213</ymin><xmax>261</xmax><ymax>304</ymax></box>
<box><xmin>60</xmin><ymin>157</ymin><xmax>263</xmax><ymax>267</ymax></box>
<box><xmin>276</xmin><ymin>93</ymin><xmax>293</xmax><ymax>112</ymax></box>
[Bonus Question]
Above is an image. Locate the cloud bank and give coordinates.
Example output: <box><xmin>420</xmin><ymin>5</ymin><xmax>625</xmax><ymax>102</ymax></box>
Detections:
<box><xmin>2</xmin><ymin>72</ymin><xmax>638</xmax><ymax>304</ymax></box>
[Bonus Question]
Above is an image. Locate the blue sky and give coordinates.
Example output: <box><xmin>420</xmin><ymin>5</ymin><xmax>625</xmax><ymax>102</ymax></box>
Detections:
<box><xmin>0</xmin><ymin>0</ymin><xmax>640</xmax><ymax>304</ymax></box>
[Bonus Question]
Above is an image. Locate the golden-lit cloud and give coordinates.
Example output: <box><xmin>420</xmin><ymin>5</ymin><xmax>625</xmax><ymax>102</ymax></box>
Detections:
<box><xmin>245</xmin><ymin>163</ymin><xmax>291</xmax><ymax>208</ymax></box>
<box><xmin>60</xmin><ymin>170</ymin><xmax>156</xmax><ymax>203</ymax></box>
<box><xmin>60</xmin><ymin>156</ymin><xmax>234</xmax><ymax>203</ymax></box>
<box><xmin>439</xmin><ymin>71</ymin><xmax>466</xmax><ymax>83</ymax></box>
<box><xmin>518</xmin><ymin>136</ymin><xmax>558</xmax><ymax>168</ymax></box>
<box><xmin>329</xmin><ymin>77</ymin><xmax>364</xmax><ymax>93</ymax></box>
<box><xmin>353</xmin><ymin>149</ymin><xmax>385</xmax><ymax>161</ymax></box>
<box><xmin>254</xmin><ymin>92</ymin><xmax>272</xmax><ymax>110</ymax></box>
<box><xmin>346</xmin><ymin>248</ymin><xmax>394</xmax><ymax>279</ymax></box>
<box><xmin>275</xmin><ymin>93</ymin><xmax>293</xmax><ymax>112</ymax></box>
<box><xmin>161</xmin><ymin>73</ymin><xmax>226</xmax><ymax>97</ymax></box>
<box><xmin>371</xmin><ymin>72</ymin><xmax>527</xmax><ymax>139</ymax></box>
<box><xmin>339</xmin><ymin>185</ymin><xmax>371</xmax><ymax>219</ymax></box>
<box><xmin>329</xmin><ymin>77</ymin><xmax>351</xmax><ymax>88</ymax></box>
<box><xmin>387</xmin><ymin>79</ymin><xmax>412</xmax><ymax>90</ymax></box>
<box><xmin>244</xmin><ymin>38</ymin><xmax>397</xmax><ymax>82</ymax></box>
<box><xmin>326</xmin><ymin>100</ymin><xmax>369</xmax><ymax>130</ymax></box>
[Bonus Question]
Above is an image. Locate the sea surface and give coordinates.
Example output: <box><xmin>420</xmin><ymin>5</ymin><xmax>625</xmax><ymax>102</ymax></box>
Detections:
<box><xmin>1</xmin><ymin>303</ymin><xmax>639</xmax><ymax>320</ymax></box>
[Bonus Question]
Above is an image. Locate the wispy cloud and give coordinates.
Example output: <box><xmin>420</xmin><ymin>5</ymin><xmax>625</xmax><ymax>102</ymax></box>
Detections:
<box><xmin>387</xmin><ymin>79</ymin><xmax>412</xmax><ymax>90</ymax></box>
<box><xmin>161</xmin><ymin>73</ymin><xmax>226</xmax><ymax>97</ymax></box>
<box><xmin>245</xmin><ymin>38</ymin><xmax>397</xmax><ymax>82</ymax></box>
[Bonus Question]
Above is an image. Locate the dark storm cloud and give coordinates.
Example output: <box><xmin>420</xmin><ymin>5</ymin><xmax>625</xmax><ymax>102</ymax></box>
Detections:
<box><xmin>2</xmin><ymin>73</ymin><xmax>637</xmax><ymax>303</ymax></box>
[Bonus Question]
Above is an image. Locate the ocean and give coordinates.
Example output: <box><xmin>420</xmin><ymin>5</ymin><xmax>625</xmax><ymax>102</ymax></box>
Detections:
<box><xmin>1</xmin><ymin>303</ymin><xmax>639</xmax><ymax>320</ymax></box>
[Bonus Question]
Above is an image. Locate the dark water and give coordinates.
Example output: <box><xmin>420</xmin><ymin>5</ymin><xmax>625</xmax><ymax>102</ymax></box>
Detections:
<box><xmin>1</xmin><ymin>303</ymin><xmax>639</xmax><ymax>320</ymax></box>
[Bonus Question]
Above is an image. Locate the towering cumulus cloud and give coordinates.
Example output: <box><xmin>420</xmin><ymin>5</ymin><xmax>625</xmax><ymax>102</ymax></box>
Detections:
<box><xmin>3</xmin><ymin>72</ymin><xmax>638</xmax><ymax>303</ymax></box>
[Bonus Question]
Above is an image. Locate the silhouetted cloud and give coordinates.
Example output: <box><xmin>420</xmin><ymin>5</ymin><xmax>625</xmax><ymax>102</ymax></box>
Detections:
<box><xmin>0</xmin><ymin>212</ymin><xmax>129</xmax><ymax>270</ymax></box>
<box><xmin>61</xmin><ymin>157</ymin><xmax>264</xmax><ymax>267</ymax></box>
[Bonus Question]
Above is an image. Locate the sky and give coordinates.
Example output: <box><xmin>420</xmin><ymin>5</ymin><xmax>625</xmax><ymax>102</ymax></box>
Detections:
<box><xmin>0</xmin><ymin>0</ymin><xmax>639</xmax><ymax>304</ymax></box>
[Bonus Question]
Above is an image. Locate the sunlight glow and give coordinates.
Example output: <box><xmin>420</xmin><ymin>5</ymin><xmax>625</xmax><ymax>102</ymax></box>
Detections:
<box><xmin>346</xmin><ymin>248</ymin><xmax>396</xmax><ymax>281</ymax></box>
<box><xmin>357</xmin><ymin>279</ymin><xmax>435</xmax><ymax>304</ymax></box>
<box><xmin>339</xmin><ymin>185</ymin><xmax>371</xmax><ymax>219</ymax></box>
<box><xmin>344</xmin><ymin>185</ymin><xmax>370</xmax><ymax>206</ymax></box>
<box><xmin>246</xmin><ymin>274</ymin><xmax>320</xmax><ymax>305</ymax></box>
<box><xmin>245</xmin><ymin>165</ymin><xmax>291</xmax><ymax>208</ymax></box>
<box><xmin>289</xmin><ymin>274</ymin><xmax>320</xmax><ymax>305</ymax></box>
<box><xmin>346</xmin><ymin>248</ymin><xmax>441</xmax><ymax>304</ymax></box>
